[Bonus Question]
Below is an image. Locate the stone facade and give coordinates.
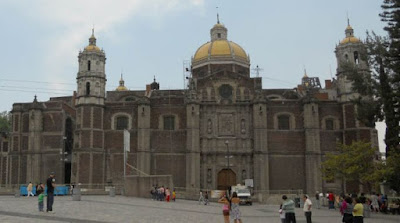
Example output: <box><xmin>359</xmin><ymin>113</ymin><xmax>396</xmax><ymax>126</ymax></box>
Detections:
<box><xmin>2</xmin><ymin>21</ymin><xmax>378</xmax><ymax>194</ymax></box>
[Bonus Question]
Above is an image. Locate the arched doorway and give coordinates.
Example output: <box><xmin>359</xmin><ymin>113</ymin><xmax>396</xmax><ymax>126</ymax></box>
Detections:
<box><xmin>217</xmin><ymin>169</ymin><xmax>236</xmax><ymax>190</ymax></box>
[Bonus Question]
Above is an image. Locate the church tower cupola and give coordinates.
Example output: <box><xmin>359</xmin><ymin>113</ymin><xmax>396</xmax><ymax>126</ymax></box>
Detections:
<box><xmin>334</xmin><ymin>20</ymin><xmax>368</xmax><ymax>102</ymax></box>
<box><xmin>76</xmin><ymin>29</ymin><xmax>107</xmax><ymax>106</ymax></box>
<box><xmin>210</xmin><ymin>14</ymin><xmax>228</xmax><ymax>41</ymax></box>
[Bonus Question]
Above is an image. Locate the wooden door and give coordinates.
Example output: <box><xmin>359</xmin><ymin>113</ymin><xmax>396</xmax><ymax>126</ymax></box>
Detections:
<box><xmin>217</xmin><ymin>169</ymin><xmax>236</xmax><ymax>190</ymax></box>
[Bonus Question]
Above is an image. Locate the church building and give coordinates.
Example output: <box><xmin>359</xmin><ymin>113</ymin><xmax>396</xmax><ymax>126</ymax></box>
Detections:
<box><xmin>3</xmin><ymin>19</ymin><xmax>378</xmax><ymax>195</ymax></box>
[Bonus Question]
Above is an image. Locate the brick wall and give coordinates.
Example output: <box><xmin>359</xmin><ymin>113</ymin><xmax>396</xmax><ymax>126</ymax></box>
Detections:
<box><xmin>269</xmin><ymin>156</ymin><xmax>305</xmax><ymax>190</ymax></box>
<box><xmin>268</xmin><ymin>131</ymin><xmax>305</xmax><ymax>152</ymax></box>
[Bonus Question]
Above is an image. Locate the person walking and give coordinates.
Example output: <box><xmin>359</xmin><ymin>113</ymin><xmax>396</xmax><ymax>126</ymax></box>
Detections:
<box><xmin>328</xmin><ymin>192</ymin><xmax>335</xmax><ymax>209</ymax></box>
<box><xmin>204</xmin><ymin>191</ymin><xmax>209</xmax><ymax>205</ymax></box>
<box><xmin>218</xmin><ymin>194</ymin><xmax>230</xmax><ymax>223</ymax></box>
<box><xmin>315</xmin><ymin>191</ymin><xmax>320</xmax><ymax>209</ymax></box>
<box><xmin>165</xmin><ymin>187</ymin><xmax>171</xmax><ymax>202</ymax></box>
<box><xmin>371</xmin><ymin>193</ymin><xmax>379</xmax><ymax>212</ymax></box>
<box><xmin>282</xmin><ymin>195</ymin><xmax>296</xmax><ymax>223</ymax></box>
<box><xmin>303</xmin><ymin>195</ymin><xmax>312</xmax><ymax>223</ymax></box>
<box><xmin>198</xmin><ymin>190</ymin><xmax>205</xmax><ymax>204</ymax></box>
<box><xmin>27</xmin><ymin>182</ymin><xmax>34</xmax><ymax>197</ymax></box>
<box><xmin>46</xmin><ymin>172</ymin><xmax>56</xmax><ymax>213</ymax></box>
<box><xmin>353</xmin><ymin>198</ymin><xmax>364</xmax><ymax>223</ymax></box>
<box><xmin>172</xmin><ymin>189</ymin><xmax>176</xmax><ymax>202</ymax></box>
<box><xmin>340</xmin><ymin>197</ymin><xmax>354</xmax><ymax>223</ymax></box>
<box><xmin>231</xmin><ymin>192</ymin><xmax>243</xmax><ymax>223</ymax></box>
<box><xmin>37</xmin><ymin>188</ymin><xmax>46</xmax><ymax>212</ymax></box>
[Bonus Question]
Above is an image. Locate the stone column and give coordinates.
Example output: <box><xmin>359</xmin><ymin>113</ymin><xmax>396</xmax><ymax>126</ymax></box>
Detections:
<box><xmin>27</xmin><ymin>107</ymin><xmax>43</xmax><ymax>183</ymax></box>
<box><xmin>252</xmin><ymin>103</ymin><xmax>269</xmax><ymax>191</ymax></box>
<box><xmin>303</xmin><ymin>102</ymin><xmax>322</xmax><ymax>194</ymax></box>
<box><xmin>186</xmin><ymin>103</ymin><xmax>200</xmax><ymax>190</ymax></box>
<box><xmin>137</xmin><ymin>103</ymin><xmax>151</xmax><ymax>174</ymax></box>
<box><xmin>73</xmin><ymin>105</ymin><xmax>105</xmax><ymax>186</ymax></box>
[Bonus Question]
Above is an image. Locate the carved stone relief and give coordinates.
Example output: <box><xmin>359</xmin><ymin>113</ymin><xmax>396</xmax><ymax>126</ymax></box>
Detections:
<box><xmin>218</xmin><ymin>113</ymin><xmax>234</xmax><ymax>136</ymax></box>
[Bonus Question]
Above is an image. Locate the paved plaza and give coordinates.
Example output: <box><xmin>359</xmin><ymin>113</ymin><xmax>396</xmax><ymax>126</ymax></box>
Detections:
<box><xmin>0</xmin><ymin>195</ymin><xmax>399</xmax><ymax>223</ymax></box>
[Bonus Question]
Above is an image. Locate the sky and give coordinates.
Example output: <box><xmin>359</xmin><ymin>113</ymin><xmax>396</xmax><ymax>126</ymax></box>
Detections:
<box><xmin>0</xmin><ymin>0</ymin><xmax>388</xmax><ymax>151</ymax></box>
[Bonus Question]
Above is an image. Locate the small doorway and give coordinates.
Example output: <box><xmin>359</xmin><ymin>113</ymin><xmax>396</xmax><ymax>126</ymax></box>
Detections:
<box><xmin>217</xmin><ymin>169</ymin><xmax>236</xmax><ymax>190</ymax></box>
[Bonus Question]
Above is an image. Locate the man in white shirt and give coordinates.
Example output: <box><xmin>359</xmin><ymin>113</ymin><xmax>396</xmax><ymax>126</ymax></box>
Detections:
<box><xmin>303</xmin><ymin>195</ymin><xmax>312</xmax><ymax>223</ymax></box>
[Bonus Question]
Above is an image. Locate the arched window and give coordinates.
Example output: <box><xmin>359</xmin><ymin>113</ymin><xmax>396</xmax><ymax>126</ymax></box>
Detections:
<box><xmin>86</xmin><ymin>82</ymin><xmax>90</xmax><ymax>95</ymax></box>
<box><xmin>322</xmin><ymin>116</ymin><xmax>339</xmax><ymax>130</ymax></box>
<box><xmin>115</xmin><ymin>116</ymin><xmax>128</xmax><ymax>130</ymax></box>
<box><xmin>274</xmin><ymin>112</ymin><xmax>295</xmax><ymax>130</ymax></box>
<box><xmin>278</xmin><ymin>115</ymin><xmax>290</xmax><ymax>130</ymax></box>
<box><xmin>354</xmin><ymin>51</ymin><xmax>359</xmax><ymax>64</ymax></box>
<box><xmin>88</xmin><ymin>60</ymin><xmax>91</xmax><ymax>71</ymax></box>
<box><xmin>325</xmin><ymin>119</ymin><xmax>334</xmax><ymax>130</ymax></box>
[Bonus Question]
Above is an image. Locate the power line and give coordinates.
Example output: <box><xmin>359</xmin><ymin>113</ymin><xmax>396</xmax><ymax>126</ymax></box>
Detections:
<box><xmin>0</xmin><ymin>78</ymin><xmax>76</xmax><ymax>86</ymax></box>
<box><xmin>0</xmin><ymin>85</ymin><xmax>73</xmax><ymax>92</ymax></box>
<box><xmin>0</xmin><ymin>88</ymin><xmax>68</xmax><ymax>95</ymax></box>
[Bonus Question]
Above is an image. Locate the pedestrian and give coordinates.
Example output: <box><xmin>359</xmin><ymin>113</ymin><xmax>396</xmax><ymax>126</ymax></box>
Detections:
<box><xmin>359</xmin><ymin>193</ymin><xmax>370</xmax><ymax>218</ymax></box>
<box><xmin>218</xmin><ymin>194</ymin><xmax>230</xmax><ymax>223</ymax></box>
<box><xmin>353</xmin><ymin>198</ymin><xmax>364</xmax><ymax>223</ymax></box>
<box><xmin>199</xmin><ymin>190</ymin><xmax>205</xmax><ymax>204</ymax></box>
<box><xmin>160</xmin><ymin>186</ymin><xmax>165</xmax><ymax>201</ymax></box>
<box><xmin>315</xmin><ymin>191</ymin><xmax>320</xmax><ymax>209</ymax></box>
<box><xmin>172</xmin><ymin>189</ymin><xmax>176</xmax><ymax>202</ymax></box>
<box><xmin>46</xmin><ymin>172</ymin><xmax>56</xmax><ymax>212</ymax></box>
<box><xmin>279</xmin><ymin>204</ymin><xmax>286</xmax><ymax>223</ymax></box>
<box><xmin>303</xmin><ymin>195</ymin><xmax>312</xmax><ymax>223</ymax></box>
<box><xmin>27</xmin><ymin>182</ymin><xmax>34</xmax><ymax>197</ymax></box>
<box><xmin>340</xmin><ymin>197</ymin><xmax>354</xmax><ymax>223</ymax></box>
<box><xmin>231</xmin><ymin>192</ymin><xmax>243</xmax><ymax>223</ymax></box>
<box><xmin>371</xmin><ymin>193</ymin><xmax>379</xmax><ymax>212</ymax></box>
<box><xmin>204</xmin><ymin>191</ymin><xmax>209</xmax><ymax>205</ymax></box>
<box><xmin>165</xmin><ymin>187</ymin><xmax>170</xmax><ymax>202</ymax></box>
<box><xmin>37</xmin><ymin>188</ymin><xmax>46</xmax><ymax>212</ymax></box>
<box><xmin>328</xmin><ymin>192</ymin><xmax>335</xmax><ymax>209</ymax></box>
<box><xmin>282</xmin><ymin>195</ymin><xmax>296</xmax><ymax>223</ymax></box>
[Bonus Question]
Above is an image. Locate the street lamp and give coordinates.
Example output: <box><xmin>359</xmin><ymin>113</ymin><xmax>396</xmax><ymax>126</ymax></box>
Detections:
<box><xmin>225</xmin><ymin>140</ymin><xmax>230</xmax><ymax>169</ymax></box>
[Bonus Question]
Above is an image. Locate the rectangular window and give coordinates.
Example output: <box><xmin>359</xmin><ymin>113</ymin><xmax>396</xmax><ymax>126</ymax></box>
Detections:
<box><xmin>278</xmin><ymin>115</ymin><xmax>290</xmax><ymax>130</ymax></box>
<box><xmin>326</xmin><ymin>119</ymin><xmax>334</xmax><ymax>130</ymax></box>
<box><xmin>164</xmin><ymin>116</ymin><xmax>175</xmax><ymax>130</ymax></box>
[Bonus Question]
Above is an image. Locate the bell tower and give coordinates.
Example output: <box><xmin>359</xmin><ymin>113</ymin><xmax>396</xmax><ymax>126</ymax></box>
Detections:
<box><xmin>76</xmin><ymin>29</ymin><xmax>106</xmax><ymax>106</ymax></box>
<box><xmin>72</xmin><ymin>29</ymin><xmax>106</xmax><ymax>185</ymax></box>
<box><xmin>335</xmin><ymin>20</ymin><xmax>368</xmax><ymax>102</ymax></box>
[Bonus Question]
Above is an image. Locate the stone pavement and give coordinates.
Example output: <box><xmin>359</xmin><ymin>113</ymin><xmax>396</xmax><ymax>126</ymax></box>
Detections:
<box><xmin>0</xmin><ymin>195</ymin><xmax>399</xmax><ymax>223</ymax></box>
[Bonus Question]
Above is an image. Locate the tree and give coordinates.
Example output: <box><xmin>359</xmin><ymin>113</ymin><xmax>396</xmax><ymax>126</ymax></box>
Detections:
<box><xmin>0</xmin><ymin>111</ymin><xmax>11</xmax><ymax>134</ymax></box>
<box><xmin>322</xmin><ymin>141</ymin><xmax>381</xmax><ymax>193</ymax></box>
<box><xmin>383</xmin><ymin>152</ymin><xmax>400</xmax><ymax>192</ymax></box>
<box><xmin>380</xmin><ymin>0</ymin><xmax>400</xmax><ymax>154</ymax></box>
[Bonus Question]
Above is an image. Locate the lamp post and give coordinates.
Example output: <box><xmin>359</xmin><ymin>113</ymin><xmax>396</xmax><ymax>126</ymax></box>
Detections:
<box><xmin>225</xmin><ymin>140</ymin><xmax>230</xmax><ymax>169</ymax></box>
<box><xmin>224</xmin><ymin>140</ymin><xmax>230</xmax><ymax>195</ymax></box>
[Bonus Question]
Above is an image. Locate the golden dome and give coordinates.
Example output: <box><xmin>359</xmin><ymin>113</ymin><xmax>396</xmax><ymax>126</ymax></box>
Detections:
<box><xmin>346</xmin><ymin>25</ymin><xmax>353</xmax><ymax>30</ymax></box>
<box><xmin>193</xmin><ymin>40</ymin><xmax>248</xmax><ymax>62</ymax></box>
<box><xmin>340</xmin><ymin>36</ymin><xmax>360</xmax><ymax>44</ymax></box>
<box><xmin>116</xmin><ymin>85</ymin><xmax>128</xmax><ymax>91</ymax></box>
<box><xmin>85</xmin><ymin>45</ymin><xmax>101</xmax><ymax>52</ymax></box>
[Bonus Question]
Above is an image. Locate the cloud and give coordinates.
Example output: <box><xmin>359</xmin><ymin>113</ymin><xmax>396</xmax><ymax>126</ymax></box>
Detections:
<box><xmin>5</xmin><ymin>0</ymin><xmax>204</xmax><ymax>90</ymax></box>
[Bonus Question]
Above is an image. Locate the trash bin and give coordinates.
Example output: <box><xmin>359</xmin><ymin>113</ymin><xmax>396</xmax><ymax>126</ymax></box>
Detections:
<box><xmin>294</xmin><ymin>198</ymin><xmax>300</xmax><ymax>208</ymax></box>
<box><xmin>72</xmin><ymin>187</ymin><xmax>81</xmax><ymax>201</ymax></box>
<box><xmin>109</xmin><ymin>187</ymin><xmax>115</xmax><ymax>197</ymax></box>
